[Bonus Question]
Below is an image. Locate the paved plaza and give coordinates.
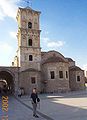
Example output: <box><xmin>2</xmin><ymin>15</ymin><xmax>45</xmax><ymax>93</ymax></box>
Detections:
<box><xmin>16</xmin><ymin>90</ymin><xmax>87</xmax><ymax>120</ymax></box>
<box><xmin>0</xmin><ymin>96</ymin><xmax>46</xmax><ymax>120</ymax></box>
<box><xmin>0</xmin><ymin>90</ymin><xmax>87</xmax><ymax>120</ymax></box>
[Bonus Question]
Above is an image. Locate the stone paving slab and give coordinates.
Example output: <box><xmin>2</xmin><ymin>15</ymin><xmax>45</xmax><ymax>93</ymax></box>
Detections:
<box><xmin>17</xmin><ymin>91</ymin><xmax>87</xmax><ymax>120</ymax></box>
<box><xmin>0</xmin><ymin>96</ymin><xmax>47</xmax><ymax>120</ymax></box>
<box><xmin>18</xmin><ymin>90</ymin><xmax>87</xmax><ymax>100</ymax></box>
<box><xmin>0</xmin><ymin>90</ymin><xmax>87</xmax><ymax>120</ymax></box>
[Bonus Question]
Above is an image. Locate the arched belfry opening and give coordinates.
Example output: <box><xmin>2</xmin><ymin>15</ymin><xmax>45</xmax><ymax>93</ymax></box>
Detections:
<box><xmin>0</xmin><ymin>70</ymin><xmax>15</xmax><ymax>95</ymax></box>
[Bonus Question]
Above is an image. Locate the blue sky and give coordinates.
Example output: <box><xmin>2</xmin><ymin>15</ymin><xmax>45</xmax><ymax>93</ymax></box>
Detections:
<box><xmin>0</xmin><ymin>0</ymin><xmax>87</xmax><ymax>69</ymax></box>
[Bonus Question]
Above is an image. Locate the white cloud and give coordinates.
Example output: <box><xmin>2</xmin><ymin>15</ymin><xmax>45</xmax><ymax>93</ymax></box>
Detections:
<box><xmin>83</xmin><ymin>64</ymin><xmax>87</xmax><ymax>70</ymax></box>
<box><xmin>0</xmin><ymin>9</ymin><xmax>5</xmax><ymax>20</ymax></box>
<box><xmin>0</xmin><ymin>42</ymin><xmax>13</xmax><ymax>54</ymax></box>
<box><xmin>0</xmin><ymin>42</ymin><xmax>14</xmax><ymax>66</ymax></box>
<box><xmin>47</xmin><ymin>41</ymin><xmax>65</xmax><ymax>48</ymax></box>
<box><xmin>9</xmin><ymin>31</ymin><xmax>17</xmax><ymax>39</ymax></box>
<box><xmin>0</xmin><ymin>0</ymin><xmax>20</xmax><ymax>20</ymax></box>
<box><xmin>42</xmin><ymin>37</ymin><xmax>49</xmax><ymax>42</ymax></box>
<box><xmin>41</xmin><ymin>37</ymin><xmax>65</xmax><ymax>49</ymax></box>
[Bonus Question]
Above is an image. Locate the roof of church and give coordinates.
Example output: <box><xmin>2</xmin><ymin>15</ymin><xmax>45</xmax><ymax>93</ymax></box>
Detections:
<box><xmin>42</xmin><ymin>56</ymin><xmax>68</xmax><ymax>65</ymax></box>
<box><xmin>66</xmin><ymin>58</ymin><xmax>74</xmax><ymax>62</ymax></box>
<box><xmin>41</xmin><ymin>52</ymin><xmax>47</xmax><ymax>56</ymax></box>
<box><xmin>69</xmin><ymin>66</ymin><xmax>83</xmax><ymax>71</ymax></box>
<box><xmin>41</xmin><ymin>50</ymin><xmax>65</xmax><ymax>57</ymax></box>
<box><xmin>21</xmin><ymin>68</ymin><xmax>40</xmax><ymax>73</ymax></box>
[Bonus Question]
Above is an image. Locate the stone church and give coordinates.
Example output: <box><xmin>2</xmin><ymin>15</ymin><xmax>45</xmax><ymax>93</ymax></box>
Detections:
<box><xmin>0</xmin><ymin>7</ymin><xmax>85</xmax><ymax>95</ymax></box>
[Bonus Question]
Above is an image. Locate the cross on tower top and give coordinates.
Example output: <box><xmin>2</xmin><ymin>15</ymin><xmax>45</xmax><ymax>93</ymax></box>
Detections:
<box><xmin>23</xmin><ymin>0</ymin><xmax>32</xmax><ymax>7</ymax></box>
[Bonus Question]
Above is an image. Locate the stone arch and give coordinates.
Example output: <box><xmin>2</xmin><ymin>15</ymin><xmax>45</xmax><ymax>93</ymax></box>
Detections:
<box><xmin>0</xmin><ymin>68</ymin><xmax>15</xmax><ymax>95</ymax></box>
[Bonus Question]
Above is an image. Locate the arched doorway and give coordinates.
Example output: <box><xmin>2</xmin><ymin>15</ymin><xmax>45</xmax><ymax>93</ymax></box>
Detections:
<box><xmin>0</xmin><ymin>70</ymin><xmax>14</xmax><ymax>95</ymax></box>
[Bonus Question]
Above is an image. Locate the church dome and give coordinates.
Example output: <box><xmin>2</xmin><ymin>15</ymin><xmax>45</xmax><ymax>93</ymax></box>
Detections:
<box><xmin>66</xmin><ymin>58</ymin><xmax>74</xmax><ymax>62</ymax></box>
<box><xmin>42</xmin><ymin>56</ymin><xmax>68</xmax><ymax>65</ymax></box>
<box><xmin>69</xmin><ymin>66</ymin><xmax>83</xmax><ymax>71</ymax></box>
<box><xmin>41</xmin><ymin>50</ymin><xmax>68</xmax><ymax>65</ymax></box>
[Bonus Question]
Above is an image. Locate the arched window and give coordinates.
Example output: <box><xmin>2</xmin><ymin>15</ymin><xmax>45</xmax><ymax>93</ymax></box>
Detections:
<box><xmin>77</xmin><ymin>76</ymin><xmax>80</xmax><ymax>82</ymax></box>
<box><xmin>28</xmin><ymin>39</ymin><xmax>32</xmax><ymax>46</ymax></box>
<box><xmin>28</xmin><ymin>22</ymin><xmax>32</xmax><ymax>28</ymax></box>
<box><xmin>59</xmin><ymin>71</ymin><xmax>63</xmax><ymax>78</ymax></box>
<box><xmin>29</xmin><ymin>55</ymin><xmax>33</xmax><ymax>61</ymax></box>
<box><xmin>66</xmin><ymin>71</ymin><xmax>68</xmax><ymax>78</ymax></box>
<box><xmin>31</xmin><ymin>77</ymin><xmax>36</xmax><ymax>84</ymax></box>
<box><xmin>50</xmin><ymin>71</ymin><xmax>55</xmax><ymax>79</ymax></box>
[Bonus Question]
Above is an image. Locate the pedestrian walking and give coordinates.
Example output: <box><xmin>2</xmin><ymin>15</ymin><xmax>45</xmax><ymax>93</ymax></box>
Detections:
<box><xmin>18</xmin><ymin>88</ymin><xmax>22</xmax><ymax>97</ymax></box>
<box><xmin>31</xmin><ymin>88</ymin><xmax>40</xmax><ymax>118</ymax></box>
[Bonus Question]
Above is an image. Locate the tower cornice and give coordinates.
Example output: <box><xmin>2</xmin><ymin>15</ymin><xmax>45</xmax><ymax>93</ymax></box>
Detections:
<box><xmin>18</xmin><ymin>27</ymin><xmax>41</xmax><ymax>34</ymax></box>
<box><xmin>16</xmin><ymin>7</ymin><xmax>41</xmax><ymax>20</ymax></box>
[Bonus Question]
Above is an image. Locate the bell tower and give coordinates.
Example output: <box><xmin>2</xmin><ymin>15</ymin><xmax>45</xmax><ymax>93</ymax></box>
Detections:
<box><xmin>16</xmin><ymin>7</ymin><xmax>41</xmax><ymax>71</ymax></box>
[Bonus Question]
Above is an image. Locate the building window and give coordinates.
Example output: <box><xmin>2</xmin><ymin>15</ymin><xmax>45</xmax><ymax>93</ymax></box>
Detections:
<box><xmin>77</xmin><ymin>76</ymin><xmax>80</xmax><ymax>82</ymax></box>
<box><xmin>66</xmin><ymin>71</ymin><xmax>68</xmax><ymax>78</ymax></box>
<box><xmin>29</xmin><ymin>55</ymin><xmax>33</xmax><ymax>61</ymax></box>
<box><xmin>59</xmin><ymin>71</ymin><xmax>63</xmax><ymax>78</ymax></box>
<box><xmin>28</xmin><ymin>39</ymin><xmax>32</xmax><ymax>46</ymax></box>
<box><xmin>31</xmin><ymin>77</ymin><xmax>36</xmax><ymax>84</ymax></box>
<box><xmin>86</xmin><ymin>71</ymin><xmax>87</xmax><ymax>77</ymax></box>
<box><xmin>28</xmin><ymin>22</ymin><xmax>32</xmax><ymax>28</ymax></box>
<box><xmin>50</xmin><ymin>71</ymin><xmax>55</xmax><ymax>79</ymax></box>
